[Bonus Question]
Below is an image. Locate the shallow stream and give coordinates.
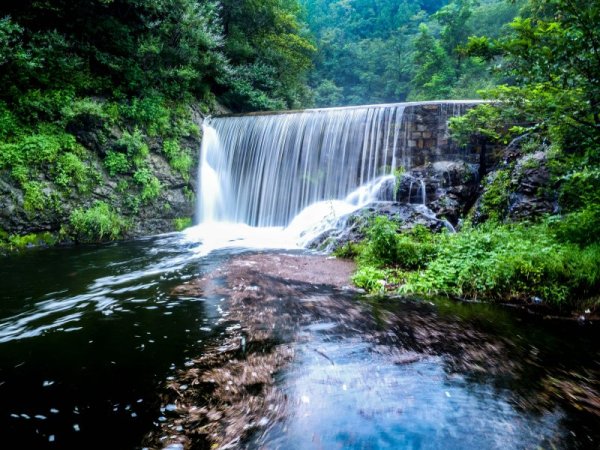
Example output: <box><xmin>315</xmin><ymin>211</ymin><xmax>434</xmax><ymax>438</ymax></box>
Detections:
<box><xmin>0</xmin><ymin>231</ymin><xmax>598</xmax><ymax>449</ymax></box>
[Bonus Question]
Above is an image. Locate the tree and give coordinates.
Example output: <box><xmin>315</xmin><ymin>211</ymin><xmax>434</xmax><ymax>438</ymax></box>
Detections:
<box><xmin>218</xmin><ymin>0</ymin><xmax>316</xmax><ymax>110</ymax></box>
<box><xmin>409</xmin><ymin>24</ymin><xmax>455</xmax><ymax>100</ymax></box>
<box><xmin>466</xmin><ymin>0</ymin><xmax>600</xmax><ymax>155</ymax></box>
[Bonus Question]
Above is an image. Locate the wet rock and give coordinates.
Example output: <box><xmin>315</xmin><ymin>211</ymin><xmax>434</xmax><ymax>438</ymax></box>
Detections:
<box><xmin>470</xmin><ymin>150</ymin><xmax>558</xmax><ymax>223</ymax></box>
<box><xmin>508</xmin><ymin>151</ymin><xmax>557</xmax><ymax>220</ymax></box>
<box><xmin>66</xmin><ymin>112</ymin><xmax>106</xmax><ymax>156</ymax></box>
<box><xmin>374</xmin><ymin>161</ymin><xmax>480</xmax><ymax>225</ymax></box>
<box><xmin>307</xmin><ymin>201</ymin><xmax>449</xmax><ymax>252</ymax></box>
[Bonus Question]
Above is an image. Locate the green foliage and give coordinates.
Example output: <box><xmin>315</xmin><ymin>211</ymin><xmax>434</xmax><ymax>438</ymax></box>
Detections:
<box><xmin>220</xmin><ymin>0</ymin><xmax>316</xmax><ymax>110</ymax></box>
<box><xmin>449</xmin><ymin>103</ymin><xmax>504</xmax><ymax>146</ymax></box>
<box><xmin>333</xmin><ymin>241</ymin><xmax>364</xmax><ymax>259</ymax></box>
<box><xmin>163</xmin><ymin>139</ymin><xmax>194</xmax><ymax>180</ymax></box>
<box><xmin>0</xmin><ymin>127</ymin><xmax>98</xmax><ymax>198</ymax></box>
<box><xmin>303</xmin><ymin>0</ymin><xmax>520</xmax><ymax>106</ymax></box>
<box><xmin>460</xmin><ymin>0</ymin><xmax>600</xmax><ymax>155</ymax></box>
<box><xmin>352</xmin><ymin>266</ymin><xmax>388</xmax><ymax>293</ymax></box>
<box><xmin>358</xmin><ymin>217</ymin><xmax>437</xmax><ymax>270</ymax></box>
<box><xmin>552</xmin><ymin>205</ymin><xmax>600</xmax><ymax>248</ymax></box>
<box><xmin>133</xmin><ymin>168</ymin><xmax>162</xmax><ymax>203</ymax></box>
<box><xmin>477</xmin><ymin>169</ymin><xmax>512</xmax><ymax>222</ymax></box>
<box><xmin>54</xmin><ymin>153</ymin><xmax>89</xmax><ymax>191</ymax></box>
<box><xmin>557</xmin><ymin>166</ymin><xmax>600</xmax><ymax>211</ymax></box>
<box><xmin>352</xmin><ymin>216</ymin><xmax>600</xmax><ymax>306</ymax></box>
<box><xmin>399</xmin><ymin>222</ymin><xmax>600</xmax><ymax>305</ymax></box>
<box><xmin>173</xmin><ymin>217</ymin><xmax>193</xmax><ymax>231</ymax></box>
<box><xmin>409</xmin><ymin>24</ymin><xmax>455</xmax><ymax>100</ymax></box>
<box><xmin>119</xmin><ymin>95</ymin><xmax>171</xmax><ymax>137</ymax></box>
<box><xmin>117</xmin><ymin>129</ymin><xmax>149</xmax><ymax>168</ymax></box>
<box><xmin>0</xmin><ymin>231</ymin><xmax>58</xmax><ymax>253</ymax></box>
<box><xmin>183</xmin><ymin>186</ymin><xmax>195</xmax><ymax>203</ymax></box>
<box><xmin>22</xmin><ymin>181</ymin><xmax>47</xmax><ymax>213</ymax></box>
<box><xmin>104</xmin><ymin>151</ymin><xmax>131</xmax><ymax>177</ymax></box>
<box><xmin>69</xmin><ymin>201</ymin><xmax>129</xmax><ymax>243</ymax></box>
<box><xmin>361</xmin><ymin>216</ymin><xmax>400</xmax><ymax>266</ymax></box>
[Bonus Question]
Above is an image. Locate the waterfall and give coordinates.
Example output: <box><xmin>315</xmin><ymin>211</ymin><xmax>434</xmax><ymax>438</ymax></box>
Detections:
<box><xmin>189</xmin><ymin>101</ymin><xmax>478</xmax><ymax>252</ymax></box>
<box><xmin>198</xmin><ymin>104</ymin><xmax>406</xmax><ymax>227</ymax></box>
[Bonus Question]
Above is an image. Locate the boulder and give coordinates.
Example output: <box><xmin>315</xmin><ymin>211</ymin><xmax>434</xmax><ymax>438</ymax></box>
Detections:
<box><xmin>307</xmin><ymin>201</ymin><xmax>453</xmax><ymax>252</ymax></box>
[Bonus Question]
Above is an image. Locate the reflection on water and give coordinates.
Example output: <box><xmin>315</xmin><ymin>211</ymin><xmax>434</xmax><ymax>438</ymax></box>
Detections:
<box><xmin>0</xmin><ymin>236</ymin><xmax>598</xmax><ymax>449</ymax></box>
<box><xmin>261</xmin><ymin>302</ymin><xmax>593</xmax><ymax>449</ymax></box>
<box><xmin>0</xmin><ymin>233</ymin><xmax>224</xmax><ymax>448</ymax></box>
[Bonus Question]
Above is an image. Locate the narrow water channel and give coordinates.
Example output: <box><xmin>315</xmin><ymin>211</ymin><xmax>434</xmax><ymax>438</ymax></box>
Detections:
<box><xmin>0</xmin><ymin>234</ymin><xmax>598</xmax><ymax>449</ymax></box>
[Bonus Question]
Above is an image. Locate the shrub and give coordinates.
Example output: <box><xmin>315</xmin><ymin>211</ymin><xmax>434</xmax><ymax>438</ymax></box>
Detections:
<box><xmin>0</xmin><ymin>101</ymin><xmax>19</xmax><ymax>140</ymax></box>
<box><xmin>399</xmin><ymin>223</ymin><xmax>600</xmax><ymax>305</ymax></box>
<box><xmin>552</xmin><ymin>205</ymin><xmax>600</xmax><ymax>247</ymax></box>
<box><xmin>333</xmin><ymin>241</ymin><xmax>364</xmax><ymax>259</ymax></box>
<box><xmin>163</xmin><ymin>139</ymin><xmax>193</xmax><ymax>180</ymax></box>
<box><xmin>117</xmin><ymin>128</ymin><xmax>149</xmax><ymax>168</ymax></box>
<box><xmin>396</xmin><ymin>234</ymin><xmax>437</xmax><ymax>270</ymax></box>
<box><xmin>359</xmin><ymin>217</ymin><xmax>437</xmax><ymax>270</ymax></box>
<box><xmin>69</xmin><ymin>201</ymin><xmax>128</xmax><ymax>242</ymax></box>
<box><xmin>477</xmin><ymin>168</ymin><xmax>512</xmax><ymax>222</ymax></box>
<box><xmin>119</xmin><ymin>94</ymin><xmax>170</xmax><ymax>137</ymax></box>
<box><xmin>352</xmin><ymin>266</ymin><xmax>388</xmax><ymax>293</ymax></box>
<box><xmin>22</xmin><ymin>181</ymin><xmax>47</xmax><ymax>212</ymax></box>
<box><xmin>54</xmin><ymin>152</ymin><xmax>88</xmax><ymax>190</ymax></box>
<box><xmin>104</xmin><ymin>151</ymin><xmax>131</xmax><ymax>176</ymax></box>
<box><xmin>133</xmin><ymin>168</ymin><xmax>161</xmax><ymax>203</ymax></box>
<box><xmin>361</xmin><ymin>216</ymin><xmax>399</xmax><ymax>266</ymax></box>
<box><xmin>173</xmin><ymin>217</ymin><xmax>193</xmax><ymax>231</ymax></box>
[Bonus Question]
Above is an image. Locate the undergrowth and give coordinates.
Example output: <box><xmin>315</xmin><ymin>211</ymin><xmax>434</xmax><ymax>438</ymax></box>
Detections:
<box><xmin>349</xmin><ymin>215</ymin><xmax>600</xmax><ymax>308</ymax></box>
<box><xmin>69</xmin><ymin>201</ymin><xmax>129</xmax><ymax>243</ymax></box>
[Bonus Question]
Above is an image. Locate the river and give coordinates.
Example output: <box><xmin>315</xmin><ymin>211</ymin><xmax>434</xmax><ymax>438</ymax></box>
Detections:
<box><xmin>0</xmin><ymin>231</ymin><xmax>598</xmax><ymax>449</ymax></box>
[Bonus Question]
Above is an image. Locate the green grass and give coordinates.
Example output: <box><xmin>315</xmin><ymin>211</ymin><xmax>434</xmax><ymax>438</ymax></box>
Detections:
<box><xmin>69</xmin><ymin>201</ymin><xmax>129</xmax><ymax>243</ymax></box>
<box><xmin>348</xmin><ymin>215</ymin><xmax>600</xmax><ymax>309</ymax></box>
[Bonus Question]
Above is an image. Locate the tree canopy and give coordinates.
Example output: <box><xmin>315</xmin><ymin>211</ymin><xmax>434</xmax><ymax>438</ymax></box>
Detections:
<box><xmin>301</xmin><ymin>0</ymin><xmax>522</xmax><ymax>107</ymax></box>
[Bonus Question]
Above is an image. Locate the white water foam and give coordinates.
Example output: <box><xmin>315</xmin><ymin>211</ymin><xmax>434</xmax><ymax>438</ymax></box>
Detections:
<box><xmin>184</xmin><ymin>175</ymin><xmax>393</xmax><ymax>254</ymax></box>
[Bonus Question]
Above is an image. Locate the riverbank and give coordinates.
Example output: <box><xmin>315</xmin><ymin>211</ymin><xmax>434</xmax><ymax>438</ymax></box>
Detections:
<box><xmin>329</xmin><ymin>214</ymin><xmax>600</xmax><ymax>317</ymax></box>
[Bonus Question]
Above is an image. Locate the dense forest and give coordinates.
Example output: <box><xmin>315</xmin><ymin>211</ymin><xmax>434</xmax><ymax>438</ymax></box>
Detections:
<box><xmin>303</xmin><ymin>0</ymin><xmax>522</xmax><ymax>106</ymax></box>
<box><xmin>1</xmin><ymin>0</ymin><xmax>599</xmax><ymax>309</ymax></box>
<box><xmin>0</xmin><ymin>0</ymin><xmax>315</xmax><ymax>246</ymax></box>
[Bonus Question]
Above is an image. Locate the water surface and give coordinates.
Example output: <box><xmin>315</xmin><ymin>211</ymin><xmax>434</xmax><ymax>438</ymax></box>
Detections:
<box><xmin>0</xmin><ymin>235</ymin><xmax>598</xmax><ymax>449</ymax></box>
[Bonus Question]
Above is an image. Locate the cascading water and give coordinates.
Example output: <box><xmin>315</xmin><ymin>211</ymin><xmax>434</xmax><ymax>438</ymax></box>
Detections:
<box><xmin>198</xmin><ymin>104</ymin><xmax>406</xmax><ymax>227</ymax></box>
<box><xmin>189</xmin><ymin>101</ymin><xmax>472</xmax><ymax>251</ymax></box>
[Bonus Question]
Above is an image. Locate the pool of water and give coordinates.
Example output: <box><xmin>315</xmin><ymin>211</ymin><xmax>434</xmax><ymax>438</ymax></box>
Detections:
<box><xmin>0</xmin><ymin>233</ymin><xmax>229</xmax><ymax>448</ymax></box>
<box><xmin>0</xmin><ymin>233</ymin><xmax>598</xmax><ymax>449</ymax></box>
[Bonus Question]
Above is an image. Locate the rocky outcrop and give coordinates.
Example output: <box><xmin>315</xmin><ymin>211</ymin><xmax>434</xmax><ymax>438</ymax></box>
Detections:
<box><xmin>508</xmin><ymin>151</ymin><xmax>557</xmax><ymax>220</ymax></box>
<box><xmin>308</xmin><ymin>201</ymin><xmax>453</xmax><ymax>252</ymax></box>
<box><xmin>375</xmin><ymin>160</ymin><xmax>480</xmax><ymax>224</ymax></box>
<box><xmin>471</xmin><ymin>150</ymin><xmax>558</xmax><ymax>223</ymax></box>
<box><xmin>308</xmin><ymin>160</ymin><xmax>481</xmax><ymax>252</ymax></box>
<box><xmin>0</xmin><ymin>115</ymin><xmax>201</xmax><ymax>240</ymax></box>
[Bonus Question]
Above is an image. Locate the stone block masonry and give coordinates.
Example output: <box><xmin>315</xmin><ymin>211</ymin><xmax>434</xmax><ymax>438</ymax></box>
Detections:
<box><xmin>398</xmin><ymin>101</ymin><xmax>481</xmax><ymax>168</ymax></box>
